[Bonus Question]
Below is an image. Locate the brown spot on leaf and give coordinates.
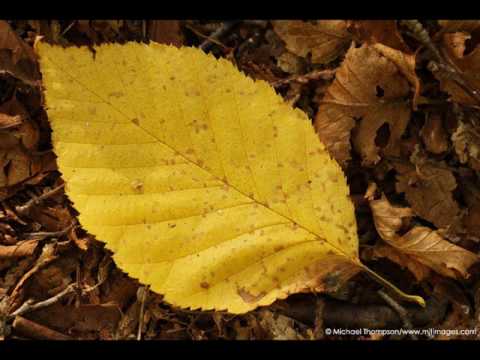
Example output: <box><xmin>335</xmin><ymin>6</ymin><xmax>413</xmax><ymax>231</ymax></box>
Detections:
<box><xmin>237</xmin><ymin>287</ymin><xmax>267</xmax><ymax>303</ymax></box>
<box><xmin>130</xmin><ymin>179</ymin><xmax>144</xmax><ymax>193</ymax></box>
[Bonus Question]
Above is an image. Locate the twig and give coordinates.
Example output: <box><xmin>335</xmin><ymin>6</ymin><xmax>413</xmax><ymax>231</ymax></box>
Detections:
<box><xmin>272</xmin><ymin>69</ymin><xmax>336</xmax><ymax>88</ymax></box>
<box><xmin>184</xmin><ymin>24</ymin><xmax>230</xmax><ymax>51</ymax></box>
<box><xmin>10</xmin><ymin>283</ymin><xmax>76</xmax><ymax>319</ymax></box>
<box><xmin>15</xmin><ymin>183</ymin><xmax>65</xmax><ymax>216</ymax></box>
<box><xmin>378</xmin><ymin>289</ymin><xmax>417</xmax><ymax>339</ymax></box>
<box><xmin>400</xmin><ymin>20</ymin><xmax>480</xmax><ymax>106</ymax></box>
<box><xmin>428</xmin><ymin>61</ymin><xmax>480</xmax><ymax>107</ymax></box>
<box><xmin>24</xmin><ymin>224</ymin><xmax>75</xmax><ymax>241</ymax></box>
<box><xmin>8</xmin><ymin>243</ymin><xmax>58</xmax><ymax>310</ymax></box>
<box><xmin>137</xmin><ymin>285</ymin><xmax>149</xmax><ymax>340</ymax></box>
<box><xmin>199</xmin><ymin>21</ymin><xmax>240</xmax><ymax>52</ymax></box>
<box><xmin>12</xmin><ymin>316</ymin><xmax>71</xmax><ymax>340</ymax></box>
<box><xmin>273</xmin><ymin>296</ymin><xmax>448</xmax><ymax>331</ymax></box>
<box><xmin>60</xmin><ymin>21</ymin><xmax>76</xmax><ymax>37</ymax></box>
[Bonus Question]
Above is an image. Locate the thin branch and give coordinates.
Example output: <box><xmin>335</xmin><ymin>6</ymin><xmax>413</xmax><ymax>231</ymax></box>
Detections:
<box><xmin>12</xmin><ymin>316</ymin><xmax>71</xmax><ymax>340</ymax></box>
<box><xmin>24</xmin><ymin>224</ymin><xmax>75</xmax><ymax>240</ymax></box>
<box><xmin>378</xmin><ymin>289</ymin><xmax>417</xmax><ymax>339</ymax></box>
<box><xmin>9</xmin><ymin>283</ymin><xmax>76</xmax><ymax>319</ymax></box>
<box><xmin>400</xmin><ymin>20</ymin><xmax>480</xmax><ymax>106</ymax></box>
<box><xmin>272</xmin><ymin>69</ymin><xmax>336</xmax><ymax>88</ymax></box>
<box><xmin>15</xmin><ymin>183</ymin><xmax>65</xmax><ymax>216</ymax></box>
<box><xmin>199</xmin><ymin>21</ymin><xmax>240</xmax><ymax>52</ymax></box>
<box><xmin>184</xmin><ymin>24</ymin><xmax>230</xmax><ymax>51</ymax></box>
<box><xmin>137</xmin><ymin>285</ymin><xmax>149</xmax><ymax>341</ymax></box>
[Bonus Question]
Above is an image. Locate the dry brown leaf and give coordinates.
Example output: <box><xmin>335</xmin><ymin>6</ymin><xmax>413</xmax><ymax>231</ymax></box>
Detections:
<box><xmin>314</xmin><ymin>43</ymin><xmax>411</xmax><ymax>166</ymax></box>
<box><xmin>436</xmin><ymin>32</ymin><xmax>480</xmax><ymax>106</ymax></box>
<box><xmin>395</xmin><ymin>161</ymin><xmax>460</xmax><ymax>229</ymax></box>
<box><xmin>0</xmin><ymin>97</ymin><xmax>45</xmax><ymax>188</ymax></box>
<box><xmin>276</xmin><ymin>51</ymin><xmax>304</xmax><ymax>74</ymax></box>
<box><xmin>69</xmin><ymin>228</ymin><xmax>88</xmax><ymax>251</ymax></box>
<box><xmin>349</xmin><ymin>20</ymin><xmax>411</xmax><ymax>53</ymax></box>
<box><xmin>0</xmin><ymin>240</ymin><xmax>38</xmax><ymax>259</ymax></box>
<box><xmin>27</xmin><ymin>303</ymin><xmax>121</xmax><ymax>338</ymax></box>
<box><xmin>369</xmin><ymin>244</ymin><xmax>431</xmax><ymax>281</ymax></box>
<box><xmin>372</xmin><ymin>43</ymin><xmax>421</xmax><ymax>110</ymax></box>
<box><xmin>369</xmin><ymin>193</ymin><xmax>478</xmax><ymax>280</ymax></box>
<box><xmin>0</xmin><ymin>97</ymin><xmax>38</xmax><ymax>150</ymax></box>
<box><xmin>272</xmin><ymin>20</ymin><xmax>351</xmax><ymax>64</ymax></box>
<box><xmin>400</xmin><ymin>227</ymin><xmax>478</xmax><ymax>279</ymax></box>
<box><xmin>420</xmin><ymin>113</ymin><xmax>449</xmax><ymax>154</ymax></box>
<box><xmin>148</xmin><ymin>20</ymin><xmax>184</xmax><ymax>47</ymax></box>
<box><xmin>368</xmin><ymin>194</ymin><xmax>413</xmax><ymax>241</ymax></box>
<box><xmin>0</xmin><ymin>21</ymin><xmax>37</xmax><ymax>65</ymax></box>
<box><xmin>0</xmin><ymin>148</ymin><xmax>33</xmax><ymax>187</ymax></box>
<box><xmin>438</xmin><ymin>20</ymin><xmax>480</xmax><ymax>35</ymax></box>
<box><xmin>452</xmin><ymin>120</ymin><xmax>480</xmax><ymax>171</ymax></box>
<box><xmin>258</xmin><ymin>309</ymin><xmax>307</xmax><ymax>340</ymax></box>
<box><xmin>29</xmin><ymin>205</ymin><xmax>73</xmax><ymax>232</ymax></box>
<box><xmin>0</xmin><ymin>20</ymin><xmax>39</xmax><ymax>84</ymax></box>
<box><xmin>0</xmin><ymin>113</ymin><xmax>21</xmax><ymax>130</ymax></box>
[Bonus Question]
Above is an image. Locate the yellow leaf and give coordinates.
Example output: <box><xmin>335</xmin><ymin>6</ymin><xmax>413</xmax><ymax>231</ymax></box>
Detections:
<box><xmin>35</xmin><ymin>41</ymin><xmax>423</xmax><ymax>313</ymax></box>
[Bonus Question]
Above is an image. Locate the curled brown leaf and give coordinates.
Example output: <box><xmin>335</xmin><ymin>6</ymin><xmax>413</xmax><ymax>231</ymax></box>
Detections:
<box><xmin>369</xmin><ymin>192</ymin><xmax>478</xmax><ymax>280</ymax></box>
<box><xmin>369</xmin><ymin>194</ymin><xmax>413</xmax><ymax>241</ymax></box>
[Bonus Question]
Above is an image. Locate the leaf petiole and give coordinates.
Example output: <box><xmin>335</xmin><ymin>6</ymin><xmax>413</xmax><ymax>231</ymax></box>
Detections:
<box><xmin>359</xmin><ymin>263</ymin><xmax>426</xmax><ymax>307</ymax></box>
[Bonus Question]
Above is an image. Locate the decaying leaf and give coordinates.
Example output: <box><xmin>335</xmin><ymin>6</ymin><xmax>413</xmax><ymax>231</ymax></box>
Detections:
<box><xmin>371</xmin><ymin>43</ymin><xmax>421</xmax><ymax>110</ymax></box>
<box><xmin>368</xmin><ymin>193</ymin><xmax>413</xmax><ymax>241</ymax></box>
<box><xmin>258</xmin><ymin>309</ymin><xmax>308</xmax><ymax>340</ymax></box>
<box><xmin>272</xmin><ymin>20</ymin><xmax>351</xmax><ymax>64</ymax></box>
<box><xmin>394</xmin><ymin>161</ymin><xmax>460</xmax><ymax>229</ymax></box>
<box><xmin>0</xmin><ymin>240</ymin><xmax>38</xmax><ymax>259</ymax></box>
<box><xmin>367</xmin><ymin>244</ymin><xmax>431</xmax><ymax>282</ymax></box>
<box><xmin>369</xmin><ymin>193</ymin><xmax>478</xmax><ymax>280</ymax></box>
<box><xmin>452</xmin><ymin>120</ymin><xmax>480</xmax><ymax>171</ymax></box>
<box><xmin>0</xmin><ymin>20</ymin><xmax>40</xmax><ymax>84</ymax></box>
<box><xmin>420</xmin><ymin>113</ymin><xmax>449</xmax><ymax>154</ymax></box>
<box><xmin>276</xmin><ymin>51</ymin><xmax>304</xmax><ymax>75</ymax></box>
<box><xmin>438</xmin><ymin>20</ymin><xmax>480</xmax><ymax>35</ymax></box>
<box><xmin>436</xmin><ymin>32</ymin><xmax>480</xmax><ymax>106</ymax></box>
<box><xmin>314</xmin><ymin>43</ymin><xmax>411</xmax><ymax>166</ymax></box>
<box><xmin>0</xmin><ymin>97</ymin><xmax>44</xmax><ymax>188</ymax></box>
<box><xmin>0</xmin><ymin>113</ymin><xmax>22</xmax><ymax>130</ymax></box>
<box><xmin>349</xmin><ymin>20</ymin><xmax>411</xmax><ymax>53</ymax></box>
<box><xmin>35</xmin><ymin>41</ymin><xmax>376</xmax><ymax>314</ymax></box>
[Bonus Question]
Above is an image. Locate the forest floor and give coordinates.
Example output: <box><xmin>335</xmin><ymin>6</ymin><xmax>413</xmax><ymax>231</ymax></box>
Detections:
<box><xmin>0</xmin><ymin>20</ymin><xmax>480</xmax><ymax>340</ymax></box>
